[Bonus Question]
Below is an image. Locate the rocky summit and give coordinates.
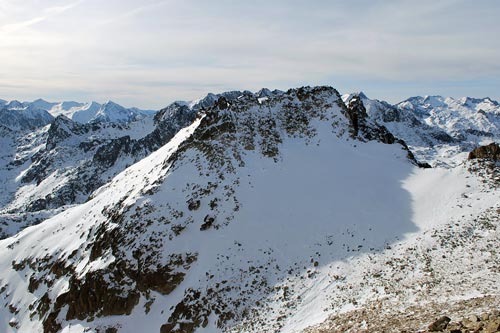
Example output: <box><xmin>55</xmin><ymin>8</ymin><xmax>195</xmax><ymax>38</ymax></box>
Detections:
<box><xmin>0</xmin><ymin>86</ymin><xmax>499</xmax><ymax>333</ymax></box>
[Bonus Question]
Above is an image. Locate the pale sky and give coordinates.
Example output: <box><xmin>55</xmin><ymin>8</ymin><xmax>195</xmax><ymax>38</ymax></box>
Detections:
<box><xmin>1</xmin><ymin>0</ymin><xmax>499</xmax><ymax>109</ymax></box>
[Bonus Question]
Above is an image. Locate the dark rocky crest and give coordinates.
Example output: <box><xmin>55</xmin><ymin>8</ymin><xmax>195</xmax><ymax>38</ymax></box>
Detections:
<box><xmin>468</xmin><ymin>142</ymin><xmax>500</xmax><ymax>161</ymax></box>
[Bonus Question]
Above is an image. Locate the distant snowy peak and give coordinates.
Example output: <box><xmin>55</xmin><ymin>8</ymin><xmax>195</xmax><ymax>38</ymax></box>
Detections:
<box><xmin>397</xmin><ymin>95</ymin><xmax>500</xmax><ymax>140</ymax></box>
<box><xmin>92</xmin><ymin>100</ymin><xmax>134</xmax><ymax>123</ymax></box>
<box><xmin>0</xmin><ymin>98</ymin><xmax>156</xmax><ymax>126</ymax></box>
<box><xmin>0</xmin><ymin>104</ymin><xmax>54</xmax><ymax>131</ymax></box>
<box><xmin>458</xmin><ymin>96</ymin><xmax>499</xmax><ymax>108</ymax></box>
<box><xmin>453</xmin><ymin>96</ymin><xmax>500</xmax><ymax>115</ymax></box>
<box><xmin>4</xmin><ymin>100</ymin><xmax>25</xmax><ymax>109</ymax></box>
<box><xmin>56</xmin><ymin>100</ymin><xmax>156</xmax><ymax>124</ymax></box>
<box><xmin>29</xmin><ymin>98</ymin><xmax>58</xmax><ymax>111</ymax></box>
<box><xmin>398</xmin><ymin>95</ymin><xmax>500</xmax><ymax>115</ymax></box>
<box><xmin>52</xmin><ymin>101</ymin><xmax>99</xmax><ymax>123</ymax></box>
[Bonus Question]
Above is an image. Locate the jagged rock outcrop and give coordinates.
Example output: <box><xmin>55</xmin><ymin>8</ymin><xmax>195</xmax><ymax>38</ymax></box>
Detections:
<box><xmin>45</xmin><ymin>115</ymin><xmax>89</xmax><ymax>149</ymax></box>
<box><xmin>428</xmin><ymin>316</ymin><xmax>451</xmax><ymax>331</ymax></box>
<box><xmin>93</xmin><ymin>136</ymin><xmax>132</xmax><ymax>168</ymax></box>
<box><xmin>436</xmin><ymin>311</ymin><xmax>500</xmax><ymax>333</ymax></box>
<box><xmin>468</xmin><ymin>142</ymin><xmax>500</xmax><ymax>161</ymax></box>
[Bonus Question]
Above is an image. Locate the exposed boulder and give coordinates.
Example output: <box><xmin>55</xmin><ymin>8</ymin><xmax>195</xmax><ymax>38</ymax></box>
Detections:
<box><xmin>468</xmin><ymin>142</ymin><xmax>500</xmax><ymax>161</ymax></box>
<box><xmin>428</xmin><ymin>315</ymin><xmax>451</xmax><ymax>331</ymax></box>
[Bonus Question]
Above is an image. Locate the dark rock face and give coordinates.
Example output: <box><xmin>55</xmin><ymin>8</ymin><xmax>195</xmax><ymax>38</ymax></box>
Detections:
<box><xmin>46</xmin><ymin>115</ymin><xmax>88</xmax><ymax>149</ymax></box>
<box><xmin>468</xmin><ymin>142</ymin><xmax>500</xmax><ymax>161</ymax></box>
<box><xmin>345</xmin><ymin>95</ymin><xmax>403</xmax><ymax>144</ymax></box>
<box><xmin>57</xmin><ymin>271</ymin><xmax>140</xmax><ymax>321</ymax></box>
<box><xmin>93</xmin><ymin>136</ymin><xmax>131</xmax><ymax>168</ymax></box>
<box><xmin>466</xmin><ymin>129</ymin><xmax>494</xmax><ymax>138</ymax></box>
<box><xmin>39</xmin><ymin>256</ymin><xmax>196</xmax><ymax>332</ymax></box>
<box><xmin>134</xmin><ymin>103</ymin><xmax>196</xmax><ymax>155</ymax></box>
<box><xmin>160</xmin><ymin>289</ymin><xmax>210</xmax><ymax>333</ymax></box>
<box><xmin>345</xmin><ymin>95</ymin><xmax>368</xmax><ymax>137</ymax></box>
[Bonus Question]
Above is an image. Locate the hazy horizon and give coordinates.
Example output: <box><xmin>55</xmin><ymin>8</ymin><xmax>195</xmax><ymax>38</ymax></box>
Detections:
<box><xmin>1</xmin><ymin>0</ymin><xmax>499</xmax><ymax>109</ymax></box>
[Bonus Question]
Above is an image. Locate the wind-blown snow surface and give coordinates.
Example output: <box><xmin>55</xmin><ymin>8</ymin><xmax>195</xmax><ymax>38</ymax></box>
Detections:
<box><xmin>0</xmin><ymin>87</ymin><xmax>498</xmax><ymax>333</ymax></box>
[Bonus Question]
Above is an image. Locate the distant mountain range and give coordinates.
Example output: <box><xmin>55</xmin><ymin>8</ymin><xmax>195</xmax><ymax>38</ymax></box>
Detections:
<box><xmin>0</xmin><ymin>98</ymin><xmax>156</xmax><ymax>130</ymax></box>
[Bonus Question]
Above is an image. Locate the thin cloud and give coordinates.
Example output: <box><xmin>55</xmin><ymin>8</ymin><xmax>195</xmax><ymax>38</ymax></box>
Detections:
<box><xmin>0</xmin><ymin>16</ymin><xmax>46</xmax><ymax>33</ymax></box>
<box><xmin>0</xmin><ymin>0</ymin><xmax>84</xmax><ymax>34</ymax></box>
<box><xmin>96</xmin><ymin>0</ymin><xmax>172</xmax><ymax>26</ymax></box>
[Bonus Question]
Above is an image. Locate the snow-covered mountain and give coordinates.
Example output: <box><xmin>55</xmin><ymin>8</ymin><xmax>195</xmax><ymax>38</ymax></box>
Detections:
<box><xmin>0</xmin><ymin>103</ymin><xmax>54</xmax><ymax>131</ymax></box>
<box><xmin>0</xmin><ymin>86</ymin><xmax>499</xmax><ymax>333</ymax></box>
<box><xmin>396</xmin><ymin>95</ymin><xmax>500</xmax><ymax>168</ymax></box>
<box><xmin>64</xmin><ymin>100</ymin><xmax>156</xmax><ymax>124</ymax></box>
<box><xmin>397</xmin><ymin>95</ymin><xmax>500</xmax><ymax>143</ymax></box>
<box><xmin>341</xmin><ymin>93</ymin><xmax>500</xmax><ymax>168</ymax></box>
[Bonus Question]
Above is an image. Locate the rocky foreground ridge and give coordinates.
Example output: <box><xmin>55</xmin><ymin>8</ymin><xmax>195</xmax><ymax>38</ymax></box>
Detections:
<box><xmin>306</xmin><ymin>296</ymin><xmax>500</xmax><ymax>333</ymax></box>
